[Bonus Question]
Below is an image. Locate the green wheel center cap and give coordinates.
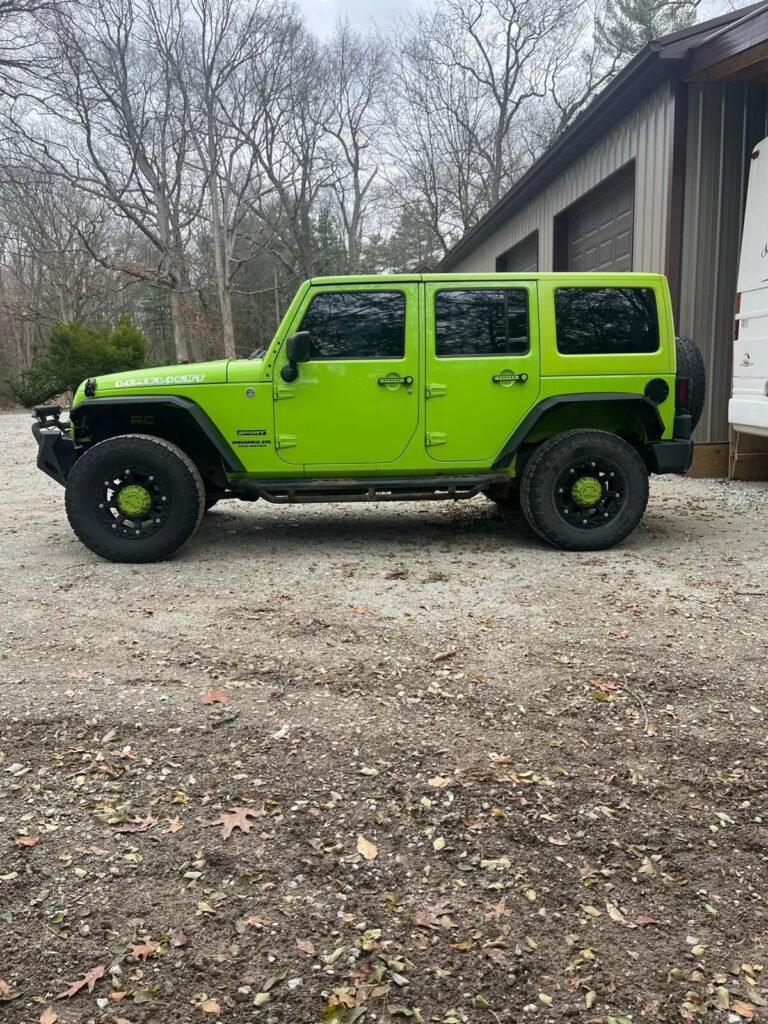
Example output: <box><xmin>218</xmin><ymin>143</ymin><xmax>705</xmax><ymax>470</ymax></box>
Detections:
<box><xmin>571</xmin><ymin>475</ymin><xmax>603</xmax><ymax>508</ymax></box>
<box><xmin>116</xmin><ymin>483</ymin><xmax>152</xmax><ymax>517</ymax></box>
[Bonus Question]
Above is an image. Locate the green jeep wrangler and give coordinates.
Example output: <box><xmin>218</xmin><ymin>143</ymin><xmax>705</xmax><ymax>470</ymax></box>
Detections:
<box><xmin>32</xmin><ymin>273</ymin><xmax>704</xmax><ymax>563</ymax></box>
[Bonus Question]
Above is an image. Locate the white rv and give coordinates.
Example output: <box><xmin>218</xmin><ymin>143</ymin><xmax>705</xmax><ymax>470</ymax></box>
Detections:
<box><xmin>730</xmin><ymin>135</ymin><xmax>768</xmax><ymax>439</ymax></box>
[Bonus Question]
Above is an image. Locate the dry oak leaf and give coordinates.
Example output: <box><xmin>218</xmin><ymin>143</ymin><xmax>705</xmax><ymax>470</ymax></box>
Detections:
<box><xmin>13</xmin><ymin>834</ymin><xmax>40</xmax><ymax>847</ymax></box>
<box><xmin>164</xmin><ymin>818</ymin><xmax>183</xmax><ymax>833</ymax></box>
<box><xmin>56</xmin><ymin>964</ymin><xmax>105</xmax><ymax>999</ymax></box>
<box><xmin>357</xmin><ymin>835</ymin><xmax>378</xmax><ymax>861</ymax></box>
<box><xmin>296</xmin><ymin>937</ymin><xmax>316</xmax><ymax>955</ymax></box>
<box><xmin>206</xmin><ymin>806</ymin><xmax>261</xmax><ymax>839</ymax></box>
<box><xmin>201</xmin><ymin>686</ymin><xmax>229</xmax><ymax>705</ymax></box>
<box><xmin>733</xmin><ymin>1001</ymin><xmax>756</xmax><ymax>1019</ymax></box>
<box><xmin>39</xmin><ymin>1008</ymin><xmax>57</xmax><ymax>1024</ymax></box>
<box><xmin>170</xmin><ymin>931</ymin><xmax>188</xmax><ymax>947</ymax></box>
<box><xmin>432</xmin><ymin>649</ymin><xmax>458</xmax><ymax>662</ymax></box>
<box><xmin>199</xmin><ymin>1000</ymin><xmax>220</xmax><ymax>1014</ymax></box>
<box><xmin>112</xmin><ymin>814</ymin><xmax>157</xmax><ymax>835</ymax></box>
<box><xmin>128</xmin><ymin>938</ymin><xmax>161</xmax><ymax>961</ymax></box>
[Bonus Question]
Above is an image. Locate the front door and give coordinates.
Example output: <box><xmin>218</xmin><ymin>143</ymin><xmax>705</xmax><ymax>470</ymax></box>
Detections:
<box><xmin>424</xmin><ymin>281</ymin><xmax>540</xmax><ymax>463</ymax></box>
<box><xmin>274</xmin><ymin>284</ymin><xmax>419</xmax><ymax>467</ymax></box>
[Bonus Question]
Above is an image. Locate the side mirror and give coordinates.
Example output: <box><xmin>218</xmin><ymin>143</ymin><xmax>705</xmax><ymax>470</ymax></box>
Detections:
<box><xmin>281</xmin><ymin>331</ymin><xmax>312</xmax><ymax>382</ymax></box>
<box><xmin>286</xmin><ymin>331</ymin><xmax>311</xmax><ymax>363</ymax></box>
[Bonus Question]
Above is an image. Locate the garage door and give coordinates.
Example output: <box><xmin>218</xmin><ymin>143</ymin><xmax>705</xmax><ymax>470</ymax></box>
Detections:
<box><xmin>565</xmin><ymin>170</ymin><xmax>634</xmax><ymax>272</ymax></box>
<box><xmin>496</xmin><ymin>231</ymin><xmax>538</xmax><ymax>272</ymax></box>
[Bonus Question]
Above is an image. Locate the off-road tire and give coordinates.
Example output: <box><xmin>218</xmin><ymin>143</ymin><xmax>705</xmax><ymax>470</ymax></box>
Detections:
<box><xmin>65</xmin><ymin>434</ymin><xmax>205</xmax><ymax>563</ymax></box>
<box><xmin>675</xmin><ymin>335</ymin><xmax>706</xmax><ymax>431</ymax></box>
<box><xmin>520</xmin><ymin>429</ymin><xmax>649</xmax><ymax>551</ymax></box>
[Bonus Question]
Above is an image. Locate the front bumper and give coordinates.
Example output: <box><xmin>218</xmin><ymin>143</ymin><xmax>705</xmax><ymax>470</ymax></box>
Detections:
<box><xmin>644</xmin><ymin>439</ymin><xmax>694</xmax><ymax>475</ymax></box>
<box><xmin>31</xmin><ymin>405</ymin><xmax>79</xmax><ymax>486</ymax></box>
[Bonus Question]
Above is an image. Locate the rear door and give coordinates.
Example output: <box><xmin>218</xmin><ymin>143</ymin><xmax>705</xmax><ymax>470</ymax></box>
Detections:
<box><xmin>423</xmin><ymin>281</ymin><xmax>540</xmax><ymax>463</ymax></box>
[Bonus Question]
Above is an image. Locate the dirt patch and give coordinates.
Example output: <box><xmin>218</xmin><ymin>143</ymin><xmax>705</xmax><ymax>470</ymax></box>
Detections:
<box><xmin>1</xmin><ymin>410</ymin><xmax>768</xmax><ymax>1024</ymax></box>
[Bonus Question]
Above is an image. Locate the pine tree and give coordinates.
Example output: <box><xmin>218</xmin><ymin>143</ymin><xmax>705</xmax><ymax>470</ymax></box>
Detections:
<box><xmin>599</xmin><ymin>0</ymin><xmax>699</xmax><ymax>62</ymax></box>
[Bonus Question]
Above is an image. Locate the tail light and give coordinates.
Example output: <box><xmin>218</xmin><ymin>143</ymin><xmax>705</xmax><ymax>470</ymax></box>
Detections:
<box><xmin>734</xmin><ymin>291</ymin><xmax>741</xmax><ymax>341</ymax></box>
<box><xmin>676</xmin><ymin>377</ymin><xmax>689</xmax><ymax>408</ymax></box>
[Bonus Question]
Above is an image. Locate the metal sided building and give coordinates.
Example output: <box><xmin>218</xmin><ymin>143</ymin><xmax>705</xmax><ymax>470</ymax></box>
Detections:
<box><xmin>439</xmin><ymin>3</ymin><xmax>768</xmax><ymax>472</ymax></box>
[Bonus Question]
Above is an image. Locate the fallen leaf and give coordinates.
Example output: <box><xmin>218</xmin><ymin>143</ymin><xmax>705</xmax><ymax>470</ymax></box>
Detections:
<box><xmin>357</xmin><ymin>835</ymin><xmax>378</xmax><ymax>861</ymax></box>
<box><xmin>733</xmin><ymin>1001</ymin><xmax>756</xmax><ymax>1019</ymax></box>
<box><xmin>547</xmin><ymin>835</ymin><xmax>570</xmax><ymax>846</ymax></box>
<box><xmin>39</xmin><ymin>1007</ymin><xmax>57</xmax><ymax>1024</ymax></box>
<box><xmin>296</xmin><ymin>937</ymin><xmax>315</xmax><ymax>955</ymax></box>
<box><xmin>635</xmin><ymin>914</ymin><xmax>658</xmax><ymax>926</ymax></box>
<box><xmin>590</xmin><ymin>678</ymin><xmax>618</xmax><ymax>691</ymax></box>
<box><xmin>128</xmin><ymin>939</ymin><xmax>160</xmax><ymax>961</ymax></box>
<box><xmin>164</xmin><ymin>818</ymin><xmax>182</xmax><ymax>833</ymax></box>
<box><xmin>170</xmin><ymin>931</ymin><xmax>187</xmax><ymax>947</ymax></box>
<box><xmin>201</xmin><ymin>686</ymin><xmax>229</xmax><ymax>705</ymax></box>
<box><xmin>199</xmin><ymin>999</ymin><xmax>220</xmax><ymax>1014</ymax></box>
<box><xmin>432</xmin><ymin>649</ymin><xmax>457</xmax><ymax>662</ymax></box>
<box><xmin>13</xmin><ymin>834</ymin><xmax>40</xmax><ymax>847</ymax></box>
<box><xmin>606</xmin><ymin>901</ymin><xmax>628</xmax><ymax>924</ymax></box>
<box><xmin>350</xmin><ymin>605</ymin><xmax>372</xmax><ymax>614</ymax></box>
<box><xmin>206</xmin><ymin>806</ymin><xmax>261</xmax><ymax>840</ymax></box>
<box><xmin>112</xmin><ymin>814</ymin><xmax>157</xmax><ymax>835</ymax></box>
<box><xmin>56</xmin><ymin>965</ymin><xmax>105</xmax><ymax>999</ymax></box>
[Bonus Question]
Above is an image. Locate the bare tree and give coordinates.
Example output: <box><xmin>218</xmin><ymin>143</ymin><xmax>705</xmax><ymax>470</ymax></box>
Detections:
<box><xmin>148</xmin><ymin>0</ymin><xmax>283</xmax><ymax>358</ymax></box>
<box><xmin>322</xmin><ymin>20</ymin><xmax>389</xmax><ymax>273</ymax></box>
<box><xmin>233</xmin><ymin>13</ymin><xmax>333</xmax><ymax>280</ymax></box>
<box><xmin>387</xmin><ymin>0</ymin><xmax>639</xmax><ymax>259</ymax></box>
<box><xmin>0</xmin><ymin>164</ymin><xmax>140</xmax><ymax>373</ymax></box>
<box><xmin>4</xmin><ymin>0</ymin><xmax>205</xmax><ymax>362</ymax></box>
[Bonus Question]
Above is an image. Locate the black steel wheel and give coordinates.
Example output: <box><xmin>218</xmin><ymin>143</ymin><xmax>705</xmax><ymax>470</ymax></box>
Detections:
<box><xmin>520</xmin><ymin>430</ymin><xmax>649</xmax><ymax>551</ymax></box>
<box><xmin>65</xmin><ymin>434</ymin><xmax>205</xmax><ymax>563</ymax></box>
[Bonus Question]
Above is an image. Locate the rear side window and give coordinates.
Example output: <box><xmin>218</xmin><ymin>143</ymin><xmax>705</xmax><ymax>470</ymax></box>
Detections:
<box><xmin>554</xmin><ymin>287</ymin><xmax>659</xmax><ymax>355</ymax></box>
<box><xmin>435</xmin><ymin>289</ymin><xmax>529</xmax><ymax>357</ymax></box>
<box><xmin>299</xmin><ymin>290</ymin><xmax>405</xmax><ymax>360</ymax></box>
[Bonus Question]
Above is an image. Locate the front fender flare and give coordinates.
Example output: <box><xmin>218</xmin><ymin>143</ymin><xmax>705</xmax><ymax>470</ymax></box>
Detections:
<box><xmin>70</xmin><ymin>395</ymin><xmax>245</xmax><ymax>473</ymax></box>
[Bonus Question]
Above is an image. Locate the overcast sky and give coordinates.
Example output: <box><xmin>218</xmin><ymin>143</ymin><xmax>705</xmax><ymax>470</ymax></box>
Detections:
<box><xmin>295</xmin><ymin>0</ymin><xmax>430</xmax><ymax>36</ymax></box>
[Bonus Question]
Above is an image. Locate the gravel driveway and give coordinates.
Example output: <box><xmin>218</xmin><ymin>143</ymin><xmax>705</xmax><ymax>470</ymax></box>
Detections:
<box><xmin>1</xmin><ymin>408</ymin><xmax>767</xmax><ymax>1024</ymax></box>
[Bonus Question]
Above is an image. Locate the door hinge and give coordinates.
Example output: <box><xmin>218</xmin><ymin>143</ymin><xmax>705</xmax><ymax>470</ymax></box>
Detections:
<box><xmin>426</xmin><ymin>431</ymin><xmax>447</xmax><ymax>447</ymax></box>
<box><xmin>426</xmin><ymin>383</ymin><xmax>447</xmax><ymax>398</ymax></box>
<box><xmin>274</xmin><ymin>385</ymin><xmax>295</xmax><ymax>400</ymax></box>
<box><xmin>276</xmin><ymin>434</ymin><xmax>297</xmax><ymax>450</ymax></box>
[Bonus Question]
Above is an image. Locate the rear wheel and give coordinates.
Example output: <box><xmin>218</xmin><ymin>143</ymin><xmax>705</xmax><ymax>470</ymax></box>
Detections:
<box><xmin>520</xmin><ymin>430</ymin><xmax>649</xmax><ymax>551</ymax></box>
<box><xmin>65</xmin><ymin>434</ymin><xmax>205</xmax><ymax>563</ymax></box>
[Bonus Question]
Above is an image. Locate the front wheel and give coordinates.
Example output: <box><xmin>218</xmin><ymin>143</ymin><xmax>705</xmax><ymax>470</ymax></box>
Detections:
<box><xmin>64</xmin><ymin>434</ymin><xmax>205</xmax><ymax>563</ymax></box>
<box><xmin>520</xmin><ymin>430</ymin><xmax>649</xmax><ymax>551</ymax></box>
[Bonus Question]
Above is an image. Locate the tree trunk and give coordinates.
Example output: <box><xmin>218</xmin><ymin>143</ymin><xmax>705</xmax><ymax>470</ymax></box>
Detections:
<box><xmin>168</xmin><ymin>288</ymin><xmax>190</xmax><ymax>363</ymax></box>
<box><xmin>208</xmin><ymin>179</ymin><xmax>236</xmax><ymax>359</ymax></box>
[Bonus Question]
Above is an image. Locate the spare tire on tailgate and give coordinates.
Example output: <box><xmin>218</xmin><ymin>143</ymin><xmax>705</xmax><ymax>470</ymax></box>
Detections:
<box><xmin>675</xmin><ymin>335</ymin><xmax>706</xmax><ymax>431</ymax></box>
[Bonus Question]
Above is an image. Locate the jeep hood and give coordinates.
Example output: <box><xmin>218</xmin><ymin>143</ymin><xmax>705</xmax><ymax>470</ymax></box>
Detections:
<box><xmin>72</xmin><ymin>359</ymin><xmax>231</xmax><ymax>405</ymax></box>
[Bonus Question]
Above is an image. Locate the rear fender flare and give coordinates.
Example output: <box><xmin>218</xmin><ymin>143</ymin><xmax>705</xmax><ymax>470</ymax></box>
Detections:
<box><xmin>492</xmin><ymin>393</ymin><xmax>665</xmax><ymax>470</ymax></box>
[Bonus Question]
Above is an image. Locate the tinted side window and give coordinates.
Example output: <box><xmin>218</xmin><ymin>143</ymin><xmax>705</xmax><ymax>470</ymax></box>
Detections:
<box><xmin>435</xmin><ymin>289</ymin><xmax>529</xmax><ymax>357</ymax></box>
<box><xmin>554</xmin><ymin>287</ymin><xmax>659</xmax><ymax>355</ymax></box>
<box><xmin>299</xmin><ymin>290</ymin><xmax>405</xmax><ymax>360</ymax></box>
